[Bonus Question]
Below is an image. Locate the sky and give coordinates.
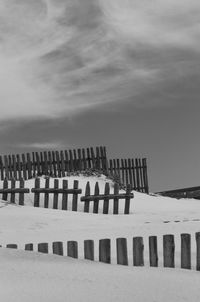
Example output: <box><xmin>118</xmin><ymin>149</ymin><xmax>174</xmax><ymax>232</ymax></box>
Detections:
<box><xmin>1</xmin><ymin>0</ymin><xmax>200</xmax><ymax>192</ymax></box>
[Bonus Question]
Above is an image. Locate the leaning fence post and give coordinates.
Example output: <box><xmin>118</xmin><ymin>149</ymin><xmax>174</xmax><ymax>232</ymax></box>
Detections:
<box><xmin>53</xmin><ymin>241</ymin><xmax>63</xmax><ymax>256</ymax></box>
<box><xmin>67</xmin><ymin>241</ymin><xmax>78</xmax><ymax>258</ymax></box>
<box><xmin>84</xmin><ymin>240</ymin><xmax>94</xmax><ymax>261</ymax></box>
<box><xmin>99</xmin><ymin>239</ymin><xmax>111</xmax><ymax>264</ymax></box>
<box><xmin>38</xmin><ymin>243</ymin><xmax>48</xmax><ymax>254</ymax></box>
<box><xmin>2</xmin><ymin>178</ymin><xmax>8</xmax><ymax>201</ymax></box>
<box><xmin>196</xmin><ymin>232</ymin><xmax>200</xmax><ymax>271</ymax></box>
<box><xmin>84</xmin><ymin>182</ymin><xmax>90</xmax><ymax>213</ymax></box>
<box><xmin>116</xmin><ymin>238</ymin><xmax>128</xmax><ymax>265</ymax></box>
<box><xmin>163</xmin><ymin>234</ymin><xmax>175</xmax><ymax>268</ymax></box>
<box><xmin>93</xmin><ymin>182</ymin><xmax>100</xmax><ymax>214</ymax></box>
<box><xmin>181</xmin><ymin>233</ymin><xmax>191</xmax><ymax>269</ymax></box>
<box><xmin>149</xmin><ymin>236</ymin><xmax>158</xmax><ymax>267</ymax></box>
<box><xmin>133</xmin><ymin>237</ymin><xmax>144</xmax><ymax>266</ymax></box>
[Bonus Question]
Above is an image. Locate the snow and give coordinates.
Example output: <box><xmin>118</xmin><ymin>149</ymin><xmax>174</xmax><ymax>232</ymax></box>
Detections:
<box><xmin>0</xmin><ymin>175</ymin><xmax>200</xmax><ymax>301</ymax></box>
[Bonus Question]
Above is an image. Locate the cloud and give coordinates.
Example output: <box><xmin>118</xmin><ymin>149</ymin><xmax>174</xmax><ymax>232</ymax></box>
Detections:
<box><xmin>1</xmin><ymin>0</ymin><xmax>200</xmax><ymax>122</ymax></box>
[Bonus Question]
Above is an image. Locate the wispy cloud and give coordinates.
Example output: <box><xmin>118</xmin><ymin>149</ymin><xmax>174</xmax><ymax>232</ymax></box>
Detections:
<box><xmin>1</xmin><ymin>0</ymin><xmax>200</xmax><ymax>122</ymax></box>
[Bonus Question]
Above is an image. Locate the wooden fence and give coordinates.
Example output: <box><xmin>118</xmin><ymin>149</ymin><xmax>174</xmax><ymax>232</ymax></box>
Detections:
<box><xmin>109</xmin><ymin>158</ymin><xmax>149</xmax><ymax>193</ymax></box>
<box><xmin>0</xmin><ymin>146</ymin><xmax>108</xmax><ymax>181</ymax></box>
<box><xmin>4</xmin><ymin>232</ymin><xmax>200</xmax><ymax>271</ymax></box>
<box><xmin>157</xmin><ymin>186</ymin><xmax>200</xmax><ymax>199</ymax></box>
<box><xmin>0</xmin><ymin>178</ymin><xmax>134</xmax><ymax>214</ymax></box>
<box><xmin>80</xmin><ymin>182</ymin><xmax>133</xmax><ymax>214</ymax></box>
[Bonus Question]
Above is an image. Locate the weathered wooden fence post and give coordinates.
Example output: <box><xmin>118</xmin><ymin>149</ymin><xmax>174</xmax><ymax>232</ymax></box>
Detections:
<box><xmin>38</xmin><ymin>243</ymin><xmax>48</xmax><ymax>254</ymax></box>
<box><xmin>99</xmin><ymin>239</ymin><xmax>111</xmax><ymax>264</ymax></box>
<box><xmin>181</xmin><ymin>233</ymin><xmax>191</xmax><ymax>269</ymax></box>
<box><xmin>84</xmin><ymin>182</ymin><xmax>90</xmax><ymax>213</ymax></box>
<box><xmin>72</xmin><ymin>180</ymin><xmax>79</xmax><ymax>211</ymax></box>
<box><xmin>53</xmin><ymin>241</ymin><xmax>63</xmax><ymax>256</ymax></box>
<box><xmin>116</xmin><ymin>238</ymin><xmax>128</xmax><ymax>265</ymax></box>
<box><xmin>53</xmin><ymin>179</ymin><xmax>59</xmax><ymax>209</ymax></box>
<box><xmin>93</xmin><ymin>182</ymin><xmax>100</xmax><ymax>214</ymax></box>
<box><xmin>62</xmin><ymin>179</ymin><xmax>68</xmax><ymax>210</ymax></box>
<box><xmin>196</xmin><ymin>232</ymin><xmax>200</xmax><ymax>271</ymax></box>
<box><xmin>163</xmin><ymin>234</ymin><xmax>175</xmax><ymax>268</ymax></box>
<box><xmin>103</xmin><ymin>183</ymin><xmax>110</xmax><ymax>214</ymax></box>
<box><xmin>149</xmin><ymin>236</ymin><xmax>158</xmax><ymax>267</ymax></box>
<box><xmin>84</xmin><ymin>240</ymin><xmax>94</xmax><ymax>261</ymax></box>
<box><xmin>133</xmin><ymin>237</ymin><xmax>144</xmax><ymax>266</ymax></box>
<box><xmin>113</xmin><ymin>183</ymin><xmax>119</xmax><ymax>215</ymax></box>
<box><xmin>67</xmin><ymin>241</ymin><xmax>78</xmax><ymax>258</ymax></box>
<box><xmin>25</xmin><ymin>243</ymin><xmax>33</xmax><ymax>251</ymax></box>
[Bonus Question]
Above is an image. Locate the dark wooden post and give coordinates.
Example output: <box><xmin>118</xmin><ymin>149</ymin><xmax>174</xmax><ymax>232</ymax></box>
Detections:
<box><xmin>82</xmin><ymin>149</ymin><xmax>87</xmax><ymax>170</ymax></box>
<box><xmin>69</xmin><ymin>150</ymin><xmax>74</xmax><ymax>172</ymax></box>
<box><xmin>44</xmin><ymin>178</ymin><xmax>50</xmax><ymax>208</ymax></box>
<box><xmin>62</xmin><ymin>179</ymin><xmax>68</xmax><ymax>210</ymax></box>
<box><xmin>34</xmin><ymin>178</ymin><xmax>40</xmax><ymax>207</ymax></box>
<box><xmin>67</xmin><ymin>241</ymin><xmax>78</xmax><ymax>258</ymax></box>
<box><xmin>93</xmin><ymin>182</ymin><xmax>100</xmax><ymax>214</ymax></box>
<box><xmin>0</xmin><ymin>156</ymin><xmax>4</xmax><ymax>180</ymax></box>
<box><xmin>11</xmin><ymin>178</ymin><xmax>16</xmax><ymax>203</ymax></box>
<box><xmin>35</xmin><ymin>152</ymin><xmax>41</xmax><ymax>176</ymax></box>
<box><xmin>113</xmin><ymin>183</ymin><xmax>119</xmax><ymax>214</ymax></box>
<box><xmin>87</xmin><ymin>148</ymin><xmax>91</xmax><ymax>169</ymax></box>
<box><xmin>43</xmin><ymin>151</ymin><xmax>48</xmax><ymax>176</ymax></box>
<box><xmin>56</xmin><ymin>151</ymin><xmax>61</xmax><ymax>177</ymax></box>
<box><xmin>53</xmin><ymin>179</ymin><xmax>59</xmax><ymax>209</ymax></box>
<box><xmin>124</xmin><ymin>184</ymin><xmax>132</xmax><ymax>214</ymax></box>
<box><xmin>53</xmin><ymin>241</ymin><xmax>63</xmax><ymax>256</ymax></box>
<box><xmin>84</xmin><ymin>240</ymin><xmax>94</xmax><ymax>261</ymax></box>
<box><xmin>84</xmin><ymin>182</ymin><xmax>90</xmax><ymax>213</ymax></box>
<box><xmin>181</xmin><ymin>233</ymin><xmax>191</xmax><ymax>269</ymax></box>
<box><xmin>25</xmin><ymin>243</ymin><xmax>33</xmax><ymax>251</ymax></box>
<box><xmin>52</xmin><ymin>151</ymin><xmax>57</xmax><ymax>177</ymax></box>
<box><xmin>163</xmin><ymin>234</ymin><xmax>175</xmax><ymax>268</ymax></box>
<box><xmin>12</xmin><ymin>155</ymin><xmax>17</xmax><ymax>180</ymax></box>
<box><xmin>72</xmin><ymin>180</ymin><xmax>79</xmax><ymax>211</ymax></box>
<box><xmin>26</xmin><ymin>153</ymin><xmax>32</xmax><ymax>179</ymax></box>
<box><xmin>2</xmin><ymin>179</ymin><xmax>8</xmax><ymax>201</ymax></box>
<box><xmin>116</xmin><ymin>238</ymin><xmax>128</xmax><ymax>265</ymax></box>
<box><xmin>38</xmin><ymin>243</ymin><xmax>48</xmax><ymax>254</ymax></box>
<box><xmin>7</xmin><ymin>244</ymin><xmax>17</xmax><ymax>249</ymax></box>
<box><xmin>48</xmin><ymin>151</ymin><xmax>53</xmax><ymax>177</ymax></box>
<box><xmin>99</xmin><ymin>239</ymin><xmax>111</xmax><ymax>264</ymax></box>
<box><xmin>64</xmin><ymin>150</ymin><xmax>69</xmax><ymax>172</ymax></box>
<box><xmin>196</xmin><ymin>232</ymin><xmax>200</xmax><ymax>271</ymax></box>
<box><xmin>60</xmin><ymin>151</ymin><xmax>65</xmax><ymax>177</ymax></box>
<box><xmin>149</xmin><ymin>236</ymin><xmax>158</xmax><ymax>267</ymax></box>
<box><xmin>133</xmin><ymin>237</ymin><xmax>144</xmax><ymax>266</ymax></box>
<box><xmin>22</xmin><ymin>154</ymin><xmax>27</xmax><ymax>180</ymax></box>
<box><xmin>4</xmin><ymin>155</ymin><xmax>9</xmax><ymax>180</ymax></box>
<box><xmin>16</xmin><ymin>154</ymin><xmax>22</xmax><ymax>180</ymax></box>
<box><xmin>19</xmin><ymin>178</ymin><xmax>25</xmax><ymax>206</ymax></box>
<box><xmin>103</xmin><ymin>183</ymin><xmax>110</xmax><ymax>214</ymax></box>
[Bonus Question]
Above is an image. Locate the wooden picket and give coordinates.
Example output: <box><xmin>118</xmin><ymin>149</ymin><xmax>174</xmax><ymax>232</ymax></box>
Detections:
<box><xmin>0</xmin><ymin>146</ymin><xmax>108</xmax><ymax>181</ymax></box>
<box><xmin>81</xmin><ymin>182</ymin><xmax>134</xmax><ymax>214</ymax></box>
<box><xmin>108</xmin><ymin>158</ymin><xmax>149</xmax><ymax>193</ymax></box>
<box><xmin>4</xmin><ymin>232</ymin><xmax>200</xmax><ymax>271</ymax></box>
<box><xmin>31</xmin><ymin>178</ymin><xmax>82</xmax><ymax>209</ymax></box>
<box><xmin>0</xmin><ymin>179</ymin><xmax>29</xmax><ymax>205</ymax></box>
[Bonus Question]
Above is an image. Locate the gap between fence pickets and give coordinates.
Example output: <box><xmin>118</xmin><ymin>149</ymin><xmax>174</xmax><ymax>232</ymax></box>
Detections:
<box><xmin>3</xmin><ymin>233</ymin><xmax>200</xmax><ymax>271</ymax></box>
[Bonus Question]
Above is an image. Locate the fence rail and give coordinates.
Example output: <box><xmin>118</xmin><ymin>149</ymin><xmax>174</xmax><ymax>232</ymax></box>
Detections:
<box><xmin>0</xmin><ymin>178</ymin><xmax>134</xmax><ymax>214</ymax></box>
<box><xmin>3</xmin><ymin>232</ymin><xmax>200</xmax><ymax>271</ymax></box>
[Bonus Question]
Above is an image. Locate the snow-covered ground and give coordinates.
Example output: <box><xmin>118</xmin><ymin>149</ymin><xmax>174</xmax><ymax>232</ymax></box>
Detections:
<box><xmin>0</xmin><ymin>175</ymin><xmax>200</xmax><ymax>301</ymax></box>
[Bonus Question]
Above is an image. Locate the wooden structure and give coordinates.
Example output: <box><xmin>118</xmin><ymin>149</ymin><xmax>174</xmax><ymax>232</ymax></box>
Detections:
<box><xmin>108</xmin><ymin>158</ymin><xmax>149</xmax><ymax>193</ymax></box>
<box><xmin>157</xmin><ymin>186</ymin><xmax>200</xmax><ymax>199</ymax></box>
<box><xmin>4</xmin><ymin>232</ymin><xmax>200</xmax><ymax>271</ymax></box>
<box><xmin>0</xmin><ymin>146</ymin><xmax>108</xmax><ymax>181</ymax></box>
<box><xmin>0</xmin><ymin>179</ymin><xmax>29</xmax><ymax>205</ymax></box>
<box><xmin>81</xmin><ymin>182</ymin><xmax>133</xmax><ymax>214</ymax></box>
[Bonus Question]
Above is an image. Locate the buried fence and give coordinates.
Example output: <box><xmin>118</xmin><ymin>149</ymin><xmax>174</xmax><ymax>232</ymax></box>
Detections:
<box><xmin>3</xmin><ymin>233</ymin><xmax>200</xmax><ymax>271</ymax></box>
<box><xmin>0</xmin><ymin>178</ymin><xmax>134</xmax><ymax>214</ymax></box>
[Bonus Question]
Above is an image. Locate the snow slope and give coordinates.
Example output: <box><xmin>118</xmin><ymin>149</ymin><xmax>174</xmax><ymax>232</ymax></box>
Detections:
<box><xmin>0</xmin><ymin>175</ymin><xmax>200</xmax><ymax>301</ymax></box>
